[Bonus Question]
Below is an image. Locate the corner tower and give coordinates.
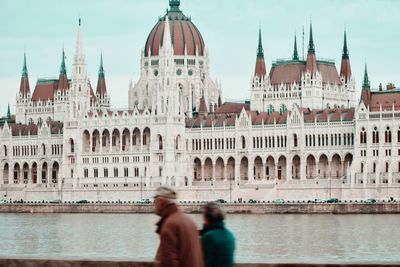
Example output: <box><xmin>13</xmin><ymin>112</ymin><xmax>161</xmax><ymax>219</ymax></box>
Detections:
<box><xmin>250</xmin><ymin>27</ymin><xmax>269</xmax><ymax>112</ymax></box>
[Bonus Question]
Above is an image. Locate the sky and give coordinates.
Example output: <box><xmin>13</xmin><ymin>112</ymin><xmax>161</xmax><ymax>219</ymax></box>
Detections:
<box><xmin>0</xmin><ymin>0</ymin><xmax>400</xmax><ymax>114</ymax></box>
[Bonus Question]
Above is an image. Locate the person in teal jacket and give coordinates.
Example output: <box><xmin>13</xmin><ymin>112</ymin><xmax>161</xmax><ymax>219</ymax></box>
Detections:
<box><xmin>200</xmin><ymin>202</ymin><xmax>235</xmax><ymax>267</ymax></box>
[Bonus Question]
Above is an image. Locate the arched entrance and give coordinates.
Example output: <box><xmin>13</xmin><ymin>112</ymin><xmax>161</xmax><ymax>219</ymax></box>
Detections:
<box><xmin>240</xmin><ymin>157</ymin><xmax>248</xmax><ymax>181</ymax></box>
<box><xmin>102</xmin><ymin>129</ymin><xmax>110</xmax><ymax>152</ymax></box>
<box><xmin>3</xmin><ymin>163</ymin><xmax>9</xmax><ymax>184</ymax></box>
<box><xmin>31</xmin><ymin>162</ymin><xmax>37</xmax><ymax>184</ymax></box>
<box><xmin>266</xmin><ymin>156</ymin><xmax>275</xmax><ymax>180</ymax></box>
<box><xmin>13</xmin><ymin>163</ymin><xmax>20</xmax><ymax>184</ymax></box>
<box><xmin>52</xmin><ymin>162</ymin><xmax>59</xmax><ymax>184</ymax></box>
<box><xmin>82</xmin><ymin>130</ymin><xmax>90</xmax><ymax>153</ymax></box>
<box><xmin>292</xmin><ymin>155</ymin><xmax>301</xmax><ymax>179</ymax></box>
<box><xmin>318</xmin><ymin>154</ymin><xmax>329</xmax><ymax>178</ymax></box>
<box><xmin>92</xmin><ymin>130</ymin><xmax>100</xmax><ymax>153</ymax></box>
<box><xmin>277</xmin><ymin>156</ymin><xmax>286</xmax><ymax>180</ymax></box>
<box><xmin>122</xmin><ymin>128</ymin><xmax>131</xmax><ymax>152</ymax></box>
<box><xmin>306</xmin><ymin>155</ymin><xmax>316</xmax><ymax>179</ymax></box>
<box><xmin>193</xmin><ymin>158</ymin><xmax>202</xmax><ymax>181</ymax></box>
<box><xmin>22</xmin><ymin>163</ymin><xmax>29</xmax><ymax>184</ymax></box>
<box><xmin>204</xmin><ymin>158</ymin><xmax>213</xmax><ymax>181</ymax></box>
<box><xmin>41</xmin><ymin>163</ymin><xmax>48</xmax><ymax>184</ymax></box>
<box><xmin>226</xmin><ymin>157</ymin><xmax>235</xmax><ymax>180</ymax></box>
<box><xmin>331</xmin><ymin>154</ymin><xmax>341</xmax><ymax>178</ymax></box>
<box><xmin>215</xmin><ymin>157</ymin><xmax>224</xmax><ymax>180</ymax></box>
<box><xmin>343</xmin><ymin>153</ymin><xmax>353</xmax><ymax>177</ymax></box>
<box><xmin>254</xmin><ymin>156</ymin><xmax>263</xmax><ymax>180</ymax></box>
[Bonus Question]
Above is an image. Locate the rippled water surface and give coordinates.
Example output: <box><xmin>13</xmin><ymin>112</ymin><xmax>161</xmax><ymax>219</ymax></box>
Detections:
<box><xmin>0</xmin><ymin>213</ymin><xmax>399</xmax><ymax>263</ymax></box>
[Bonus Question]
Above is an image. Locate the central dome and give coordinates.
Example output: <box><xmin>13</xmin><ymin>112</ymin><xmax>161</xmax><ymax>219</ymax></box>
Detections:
<box><xmin>144</xmin><ymin>0</ymin><xmax>205</xmax><ymax>57</ymax></box>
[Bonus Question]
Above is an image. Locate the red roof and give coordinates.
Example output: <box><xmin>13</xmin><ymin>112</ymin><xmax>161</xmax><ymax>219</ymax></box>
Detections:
<box><xmin>362</xmin><ymin>89</ymin><xmax>400</xmax><ymax>112</ymax></box>
<box><xmin>58</xmin><ymin>74</ymin><xmax>69</xmax><ymax>92</ymax></box>
<box><xmin>340</xmin><ymin>58</ymin><xmax>352</xmax><ymax>82</ymax></box>
<box><xmin>215</xmin><ymin>102</ymin><xmax>250</xmax><ymax>114</ymax></box>
<box><xmin>31</xmin><ymin>79</ymin><xmax>59</xmax><ymax>101</ymax></box>
<box><xmin>19</xmin><ymin>76</ymin><xmax>30</xmax><ymax>97</ymax></box>
<box><xmin>255</xmin><ymin>57</ymin><xmax>266</xmax><ymax>78</ymax></box>
<box><xmin>269</xmin><ymin>61</ymin><xmax>340</xmax><ymax>85</ymax></box>
<box><xmin>145</xmin><ymin>12</ymin><xmax>204</xmax><ymax>57</ymax></box>
<box><xmin>96</xmin><ymin>76</ymin><xmax>107</xmax><ymax>96</ymax></box>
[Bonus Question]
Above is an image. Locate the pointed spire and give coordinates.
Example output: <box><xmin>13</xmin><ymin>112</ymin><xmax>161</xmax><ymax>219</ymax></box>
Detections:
<box><xmin>305</xmin><ymin>23</ymin><xmax>317</xmax><ymax>74</ymax></box>
<box><xmin>292</xmin><ymin>34</ymin><xmax>299</xmax><ymax>60</ymax></box>
<box><xmin>98</xmin><ymin>53</ymin><xmax>105</xmax><ymax>78</ymax></box>
<box><xmin>342</xmin><ymin>30</ymin><xmax>349</xmax><ymax>59</ymax></box>
<box><xmin>7</xmin><ymin>103</ymin><xmax>11</xmax><ymax>120</ymax></box>
<box><xmin>257</xmin><ymin>27</ymin><xmax>264</xmax><ymax>58</ymax></box>
<box><xmin>198</xmin><ymin>96</ymin><xmax>207</xmax><ymax>116</ymax></box>
<box><xmin>19</xmin><ymin>52</ymin><xmax>30</xmax><ymax>97</ymax></box>
<box><xmin>340</xmin><ymin>30</ymin><xmax>352</xmax><ymax>82</ymax></box>
<box><xmin>308</xmin><ymin>23</ymin><xmax>315</xmax><ymax>54</ymax></box>
<box><xmin>96</xmin><ymin>53</ymin><xmax>107</xmax><ymax>97</ymax></box>
<box><xmin>362</xmin><ymin>63</ymin><xmax>370</xmax><ymax>89</ymax></box>
<box><xmin>22</xmin><ymin>52</ymin><xmax>28</xmax><ymax>78</ymax></box>
<box><xmin>254</xmin><ymin>27</ymin><xmax>266</xmax><ymax>78</ymax></box>
<box><xmin>60</xmin><ymin>48</ymin><xmax>66</xmax><ymax>75</ymax></box>
<box><xmin>162</xmin><ymin>15</ymin><xmax>173</xmax><ymax>52</ymax></box>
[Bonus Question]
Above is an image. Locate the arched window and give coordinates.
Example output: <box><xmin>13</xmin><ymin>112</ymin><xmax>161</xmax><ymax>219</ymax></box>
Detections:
<box><xmin>386</xmin><ymin>162</ymin><xmax>389</xmax><ymax>173</ymax></box>
<box><xmin>360</xmin><ymin>127</ymin><xmax>366</xmax><ymax>144</ymax></box>
<box><xmin>373</xmin><ymin>127</ymin><xmax>379</xmax><ymax>144</ymax></box>
<box><xmin>293</xmin><ymin>134</ymin><xmax>297</xmax><ymax>147</ymax></box>
<box><xmin>385</xmin><ymin>126</ymin><xmax>392</xmax><ymax>143</ymax></box>
<box><xmin>158</xmin><ymin>135</ymin><xmax>163</xmax><ymax>150</ymax></box>
<box><xmin>241</xmin><ymin>136</ymin><xmax>246</xmax><ymax>149</ymax></box>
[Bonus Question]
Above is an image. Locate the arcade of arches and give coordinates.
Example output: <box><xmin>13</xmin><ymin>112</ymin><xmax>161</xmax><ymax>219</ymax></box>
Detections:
<box><xmin>1</xmin><ymin>161</ymin><xmax>60</xmax><ymax>185</ymax></box>
<box><xmin>193</xmin><ymin>153</ymin><xmax>353</xmax><ymax>182</ymax></box>
<box><xmin>81</xmin><ymin>127</ymin><xmax>151</xmax><ymax>154</ymax></box>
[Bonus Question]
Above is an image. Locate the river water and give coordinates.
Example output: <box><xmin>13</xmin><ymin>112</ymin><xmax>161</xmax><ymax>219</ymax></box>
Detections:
<box><xmin>0</xmin><ymin>213</ymin><xmax>399</xmax><ymax>263</ymax></box>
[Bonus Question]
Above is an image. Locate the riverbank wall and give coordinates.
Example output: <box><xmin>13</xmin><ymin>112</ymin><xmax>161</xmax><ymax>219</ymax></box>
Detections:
<box><xmin>1</xmin><ymin>258</ymin><xmax>398</xmax><ymax>267</ymax></box>
<box><xmin>0</xmin><ymin>203</ymin><xmax>399</xmax><ymax>214</ymax></box>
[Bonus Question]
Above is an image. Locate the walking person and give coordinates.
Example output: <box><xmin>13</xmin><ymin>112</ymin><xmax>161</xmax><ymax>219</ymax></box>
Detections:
<box><xmin>153</xmin><ymin>186</ymin><xmax>204</xmax><ymax>267</ymax></box>
<box><xmin>200</xmin><ymin>202</ymin><xmax>235</xmax><ymax>267</ymax></box>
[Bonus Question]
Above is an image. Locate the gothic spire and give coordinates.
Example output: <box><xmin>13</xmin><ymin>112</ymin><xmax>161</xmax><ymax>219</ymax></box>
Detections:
<box><xmin>60</xmin><ymin>48</ymin><xmax>66</xmax><ymax>75</ymax></box>
<box><xmin>7</xmin><ymin>103</ymin><xmax>11</xmax><ymax>121</ymax></box>
<box><xmin>22</xmin><ymin>52</ymin><xmax>28</xmax><ymax>77</ymax></box>
<box><xmin>98</xmin><ymin>53</ymin><xmax>104</xmax><ymax>78</ymax></box>
<box><xmin>169</xmin><ymin>0</ymin><xmax>180</xmax><ymax>11</ymax></box>
<box><xmin>308</xmin><ymin>23</ymin><xmax>315</xmax><ymax>54</ymax></box>
<box><xmin>254</xmin><ymin>27</ymin><xmax>266</xmax><ymax>78</ymax></box>
<box><xmin>292</xmin><ymin>34</ymin><xmax>299</xmax><ymax>60</ymax></box>
<box><xmin>342</xmin><ymin>30</ymin><xmax>349</xmax><ymax>59</ymax></box>
<box><xmin>257</xmin><ymin>27</ymin><xmax>264</xmax><ymax>58</ymax></box>
<box><xmin>19</xmin><ymin>52</ymin><xmax>30</xmax><ymax>97</ymax></box>
<box><xmin>362</xmin><ymin>63</ymin><xmax>370</xmax><ymax>89</ymax></box>
<box><xmin>96</xmin><ymin>53</ymin><xmax>107</xmax><ymax>97</ymax></box>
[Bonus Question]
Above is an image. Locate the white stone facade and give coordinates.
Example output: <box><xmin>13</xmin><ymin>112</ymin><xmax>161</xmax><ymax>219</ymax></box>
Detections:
<box><xmin>1</xmin><ymin>2</ymin><xmax>399</xmax><ymax>202</ymax></box>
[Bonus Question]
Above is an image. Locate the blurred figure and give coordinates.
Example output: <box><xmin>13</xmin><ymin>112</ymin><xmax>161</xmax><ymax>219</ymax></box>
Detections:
<box><xmin>154</xmin><ymin>186</ymin><xmax>204</xmax><ymax>267</ymax></box>
<box><xmin>200</xmin><ymin>202</ymin><xmax>235</xmax><ymax>267</ymax></box>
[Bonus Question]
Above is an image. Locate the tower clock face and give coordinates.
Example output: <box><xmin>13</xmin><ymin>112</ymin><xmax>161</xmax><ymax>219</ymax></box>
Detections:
<box><xmin>188</xmin><ymin>69</ymin><xmax>193</xmax><ymax>76</ymax></box>
<box><xmin>154</xmin><ymin>69</ymin><xmax>159</xmax><ymax>77</ymax></box>
<box><xmin>176</xmin><ymin>69</ymin><xmax>182</xmax><ymax>76</ymax></box>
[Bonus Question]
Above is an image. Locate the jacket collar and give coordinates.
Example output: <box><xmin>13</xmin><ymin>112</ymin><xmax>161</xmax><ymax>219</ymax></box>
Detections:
<box><xmin>200</xmin><ymin>221</ymin><xmax>225</xmax><ymax>236</ymax></box>
<box><xmin>156</xmin><ymin>202</ymin><xmax>178</xmax><ymax>234</ymax></box>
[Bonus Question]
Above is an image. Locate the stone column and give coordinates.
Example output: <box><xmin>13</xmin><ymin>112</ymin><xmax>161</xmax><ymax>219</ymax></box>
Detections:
<box><xmin>201</xmin><ymin>165</ymin><xmax>204</xmax><ymax>182</ymax></box>
<box><xmin>223</xmin><ymin>164</ymin><xmax>227</xmax><ymax>182</ymax></box>
<box><xmin>37</xmin><ymin>165</ymin><xmax>42</xmax><ymax>185</ymax></box>
<box><xmin>89</xmin><ymin>132</ymin><xmax>93</xmax><ymax>154</ymax></box>
<box><xmin>286</xmin><ymin>159</ymin><xmax>292</xmax><ymax>181</ymax></box>
<box><xmin>235</xmin><ymin>159</ymin><xmax>240</xmax><ymax>185</ymax></box>
<box><xmin>28</xmin><ymin>167</ymin><xmax>32</xmax><ymax>184</ymax></box>
<box><xmin>248</xmin><ymin>160</ymin><xmax>254</xmax><ymax>182</ymax></box>
<box><xmin>300</xmin><ymin>156</ymin><xmax>306</xmax><ymax>181</ymax></box>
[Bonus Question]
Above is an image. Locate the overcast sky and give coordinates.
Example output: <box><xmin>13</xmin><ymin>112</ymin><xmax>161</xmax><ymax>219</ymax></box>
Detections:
<box><xmin>1</xmin><ymin>0</ymin><xmax>399</xmax><ymax>114</ymax></box>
